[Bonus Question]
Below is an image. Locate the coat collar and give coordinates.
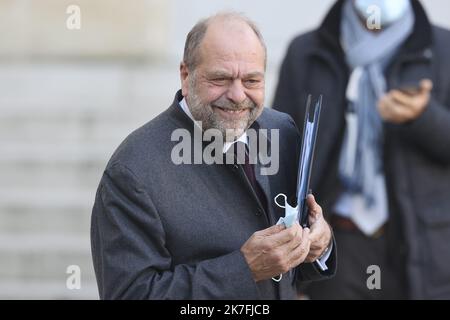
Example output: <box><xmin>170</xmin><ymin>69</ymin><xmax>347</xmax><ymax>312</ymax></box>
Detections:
<box><xmin>317</xmin><ymin>0</ymin><xmax>433</xmax><ymax>55</ymax></box>
<box><xmin>166</xmin><ymin>90</ymin><xmax>196</xmax><ymax>133</ymax></box>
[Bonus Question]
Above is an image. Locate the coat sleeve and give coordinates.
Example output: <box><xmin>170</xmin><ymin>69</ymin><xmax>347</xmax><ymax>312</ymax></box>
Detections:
<box><xmin>90</xmin><ymin>163</ymin><xmax>260</xmax><ymax>300</ymax></box>
<box><xmin>296</xmin><ymin>237</ymin><xmax>337</xmax><ymax>284</ymax></box>
<box><xmin>397</xmin><ymin>97</ymin><xmax>450</xmax><ymax>164</ymax></box>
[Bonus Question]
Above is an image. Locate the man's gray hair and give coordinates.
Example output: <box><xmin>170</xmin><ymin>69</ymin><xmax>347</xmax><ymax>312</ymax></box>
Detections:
<box><xmin>183</xmin><ymin>11</ymin><xmax>267</xmax><ymax>70</ymax></box>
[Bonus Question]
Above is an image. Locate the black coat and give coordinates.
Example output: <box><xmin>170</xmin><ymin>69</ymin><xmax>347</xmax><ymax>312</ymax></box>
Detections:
<box><xmin>273</xmin><ymin>0</ymin><xmax>450</xmax><ymax>299</ymax></box>
<box><xmin>91</xmin><ymin>91</ymin><xmax>336</xmax><ymax>299</ymax></box>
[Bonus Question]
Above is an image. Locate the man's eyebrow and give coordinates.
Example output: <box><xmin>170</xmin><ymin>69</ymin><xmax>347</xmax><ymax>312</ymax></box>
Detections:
<box><xmin>206</xmin><ymin>71</ymin><xmax>265</xmax><ymax>79</ymax></box>
<box><xmin>243</xmin><ymin>72</ymin><xmax>265</xmax><ymax>79</ymax></box>
<box><xmin>206</xmin><ymin>71</ymin><xmax>233</xmax><ymax>78</ymax></box>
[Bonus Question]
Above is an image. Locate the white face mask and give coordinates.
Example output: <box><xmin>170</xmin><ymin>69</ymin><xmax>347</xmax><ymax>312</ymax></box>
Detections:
<box><xmin>354</xmin><ymin>0</ymin><xmax>411</xmax><ymax>26</ymax></box>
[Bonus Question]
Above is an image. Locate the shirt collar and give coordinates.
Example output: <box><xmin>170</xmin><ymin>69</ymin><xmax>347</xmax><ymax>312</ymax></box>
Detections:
<box><xmin>179</xmin><ymin>97</ymin><xmax>248</xmax><ymax>154</ymax></box>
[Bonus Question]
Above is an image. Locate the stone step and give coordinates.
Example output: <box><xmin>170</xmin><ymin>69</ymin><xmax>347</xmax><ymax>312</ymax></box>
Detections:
<box><xmin>0</xmin><ymin>121</ymin><xmax>138</xmax><ymax>144</ymax></box>
<box><xmin>0</xmin><ymin>163</ymin><xmax>104</xmax><ymax>190</ymax></box>
<box><xmin>0</xmin><ymin>234</ymin><xmax>95</xmax><ymax>281</ymax></box>
<box><xmin>0</xmin><ymin>187</ymin><xmax>95</xmax><ymax>234</ymax></box>
<box><xmin>0</xmin><ymin>104</ymin><xmax>159</xmax><ymax>122</ymax></box>
<box><xmin>0</xmin><ymin>141</ymin><xmax>115</xmax><ymax>164</ymax></box>
<box><xmin>0</xmin><ymin>280</ymin><xmax>99</xmax><ymax>300</ymax></box>
<box><xmin>0</xmin><ymin>188</ymin><xmax>95</xmax><ymax>211</ymax></box>
<box><xmin>0</xmin><ymin>63</ymin><xmax>178</xmax><ymax>117</ymax></box>
<box><xmin>0</xmin><ymin>207</ymin><xmax>91</xmax><ymax>234</ymax></box>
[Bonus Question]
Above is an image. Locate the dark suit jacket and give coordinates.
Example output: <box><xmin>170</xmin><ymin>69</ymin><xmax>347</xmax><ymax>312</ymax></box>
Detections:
<box><xmin>91</xmin><ymin>90</ymin><xmax>336</xmax><ymax>299</ymax></box>
<box><xmin>273</xmin><ymin>0</ymin><xmax>450</xmax><ymax>299</ymax></box>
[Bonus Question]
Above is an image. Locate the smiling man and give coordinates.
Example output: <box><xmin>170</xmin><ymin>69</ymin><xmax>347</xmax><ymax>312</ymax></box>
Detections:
<box><xmin>90</xmin><ymin>12</ymin><xmax>336</xmax><ymax>300</ymax></box>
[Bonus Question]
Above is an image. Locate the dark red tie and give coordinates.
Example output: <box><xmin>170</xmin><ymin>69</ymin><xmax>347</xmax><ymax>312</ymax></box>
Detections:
<box><xmin>233</xmin><ymin>142</ymin><xmax>267</xmax><ymax>211</ymax></box>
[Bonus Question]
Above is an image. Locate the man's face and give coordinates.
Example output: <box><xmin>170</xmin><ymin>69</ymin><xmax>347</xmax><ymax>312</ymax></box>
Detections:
<box><xmin>181</xmin><ymin>19</ymin><xmax>266</xmax><ymax>142</ymax></box>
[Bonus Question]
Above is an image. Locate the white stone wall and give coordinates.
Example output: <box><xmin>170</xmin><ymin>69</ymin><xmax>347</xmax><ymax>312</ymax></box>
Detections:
<box><xmin>0</xmin><ymin>0</ymin><xmax>169</xmax><ymax>59</ymax></box>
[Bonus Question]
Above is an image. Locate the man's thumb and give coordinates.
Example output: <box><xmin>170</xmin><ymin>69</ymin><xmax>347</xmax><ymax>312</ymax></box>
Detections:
<box><xmin>420</xmin><ymin>79</ymin><xmax>433</xmax><ymax>92</ymax></box>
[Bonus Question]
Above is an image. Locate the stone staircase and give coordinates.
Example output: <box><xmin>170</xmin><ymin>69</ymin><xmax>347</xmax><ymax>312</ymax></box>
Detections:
<box><xmin>0</xmin><ymin>60</ymin><xmax>278</xmax><ymax>299</ymax></box>
<box><xmin>0</xmin><ymin>62</ymin><xmax>179</xmax><ymax>299</ymax></box>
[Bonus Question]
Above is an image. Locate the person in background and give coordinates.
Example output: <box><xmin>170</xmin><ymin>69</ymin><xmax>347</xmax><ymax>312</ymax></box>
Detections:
<box><xmin>273</xmin><ymin>0</ymin><xmax>450</xmax><ymax>299</ymax></box>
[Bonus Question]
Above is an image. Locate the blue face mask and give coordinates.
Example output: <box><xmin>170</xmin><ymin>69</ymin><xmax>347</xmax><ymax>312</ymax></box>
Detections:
<box><xmin>354</xmin><ymin>0</ymin><xmax>411</xmax><ymax>26</ymax></box>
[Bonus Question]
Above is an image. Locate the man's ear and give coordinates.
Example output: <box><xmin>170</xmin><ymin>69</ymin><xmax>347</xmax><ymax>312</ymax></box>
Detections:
<box><xmin>180</xmin><ymin>62</ymin><xmax>189</xmax><ymax>97</ymax></box>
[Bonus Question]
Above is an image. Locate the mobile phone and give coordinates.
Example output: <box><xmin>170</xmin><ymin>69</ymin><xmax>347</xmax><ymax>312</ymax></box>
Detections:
<box><xmin>397</xmin><ymin>81</ymin><xmax>421</xmax><ymax>94</ymax></box>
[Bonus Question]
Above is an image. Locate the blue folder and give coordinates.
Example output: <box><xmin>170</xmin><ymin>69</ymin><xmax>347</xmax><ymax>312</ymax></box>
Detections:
<box><xmin>272</xmin><ymin>95</ymin><xmax>324</xmax><ymax>281</ymax></box>
<box><xmin>296</xmin><ymin>94</ymin><xmax>322</xmax><ymax>227</ymax></box>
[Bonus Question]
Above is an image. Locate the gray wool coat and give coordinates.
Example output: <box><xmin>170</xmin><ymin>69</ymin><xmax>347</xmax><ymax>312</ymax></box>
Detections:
<box><xmin>91</xmin><ymin>90</ymin><xmax>336</xmax><ymax>300</ymax></box>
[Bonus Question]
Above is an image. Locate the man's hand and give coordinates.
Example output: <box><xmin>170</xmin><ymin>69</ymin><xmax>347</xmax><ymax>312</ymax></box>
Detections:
<box><xmin>305</xmin><ymin>194</ymin><xmax>332</xmax><ymax>263</ymax></box>
<box><xmin>377</xmin><ymin>79</ymin><xmax>433</xmax><ymax>124</ymax></box>
<box><xmin>240</xmin><ymin>222</ymin><xmax>311</xmax><ymax>282</ymax></box>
